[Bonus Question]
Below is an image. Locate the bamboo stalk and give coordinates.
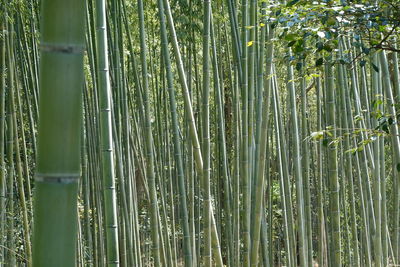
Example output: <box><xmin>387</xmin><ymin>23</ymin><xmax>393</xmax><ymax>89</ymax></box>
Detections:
<box><xmin>32</xmin><ymin>0</ymin><xmax>85</xmax><ymax>265</ymax></box>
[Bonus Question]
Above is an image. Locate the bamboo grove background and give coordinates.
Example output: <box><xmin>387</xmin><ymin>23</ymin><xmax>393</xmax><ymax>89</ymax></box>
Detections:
<box><xmin>0</xmin><ymin>0</ymin><xmax>400</xmax><ymax>266</ymax></box>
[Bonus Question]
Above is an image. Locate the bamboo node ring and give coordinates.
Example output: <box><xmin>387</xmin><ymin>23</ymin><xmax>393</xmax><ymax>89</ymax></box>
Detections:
<box><xmin>40</xmin><ymin>43</ymin><xmax>85</xmax><ymax>54</ymax></box>
<box><xmin>35</xmin><ymin>174</ymin><xmax>80</xmax><ymax>184</ymax></box>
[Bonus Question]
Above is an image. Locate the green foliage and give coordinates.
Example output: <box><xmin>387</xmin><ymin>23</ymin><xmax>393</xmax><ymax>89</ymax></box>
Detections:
<box><xmin>266</xmin><ymin>0</ymin><xmax>400</xmax><ymax>70</ymax></box>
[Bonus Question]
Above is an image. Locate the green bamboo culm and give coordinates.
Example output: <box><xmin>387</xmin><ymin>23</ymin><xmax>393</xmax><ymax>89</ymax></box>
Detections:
<box><xmin>202</xmin><ymin>0</ymin><xmax>212</xmax><ymax>265</ymax></box>
<box><xmin>95</xmin><ymin>0</ymin><xmax>120</xmax><ymax>264</ymax></box>
<box><xmin>325</xmin><ymin>60</ymin><xmax>341</xmax><ymax>267</ymax></box>
<box><xmin>0</xmin><ymin>7</ymin><xmax>6</xmax><ymax>264</ymax></box>
<box><xmin>137</xmin><ymin>0</ymin><xmax>161</xmax><ymax>266</ymax></box>
<box><xmin>156</xmin><ymin>0</ymin><xmax>193</xmax><ymax>265</ymax></box>
<box><xmin>32</xmin><ymin>0</ymin><xmax>85</xmax><ymax>266</ymax></box>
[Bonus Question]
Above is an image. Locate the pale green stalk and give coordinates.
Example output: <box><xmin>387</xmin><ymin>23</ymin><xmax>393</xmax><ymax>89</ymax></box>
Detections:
<box><xmin>95</xmin><ymin>0</ymin><xmax>120</xmax><ymax>264</ymax></box>
<box><xmin>287</xmin><ymin>52</ymin><xmax>307</xmax><ymax>267</ymax></box>
<box><xmin>157</xmin><ymin>0</ymin><xmax>193</xmax><ymax>265</ymax></box>
<box><xmin>137</xmin><ymin>0</ymin><xmax>161</xmax><ymax>265</ymax></box>
<box><xmin>202</xmin><ymin>1</ymin><xmax>212</xmax><ymax>265</ymax></box>
<box><xmin>325</xmin><ymin>61</ymin><xmax>341</xmax><ymax>267</ymax></box>
<box><xmin>161</xmin><ymin>1</ymin><xmax>223</xmax><ymax>263</ymax></box>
